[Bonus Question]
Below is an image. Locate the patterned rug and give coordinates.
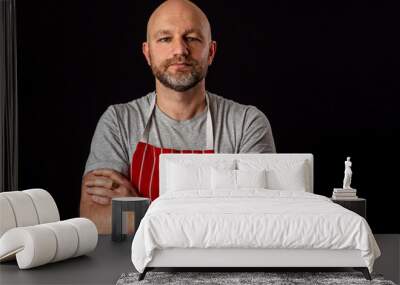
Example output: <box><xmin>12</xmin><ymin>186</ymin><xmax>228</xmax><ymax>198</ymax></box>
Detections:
<box><xmin>116</xmin><ymin>271</ymin><xmax>396</xmax><ymax>285</ymax></box>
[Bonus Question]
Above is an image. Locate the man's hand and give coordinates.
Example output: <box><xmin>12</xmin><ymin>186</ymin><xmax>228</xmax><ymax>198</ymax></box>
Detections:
<box><xmin>83</xmin><ymin>169</ymin><xmax>139</xmax><ymax>205</ymax></box>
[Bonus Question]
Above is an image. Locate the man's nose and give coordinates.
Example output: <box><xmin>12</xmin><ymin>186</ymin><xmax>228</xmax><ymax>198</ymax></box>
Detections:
<box><xmin>171</xmin><ymin>38</ymin><xmax>189</xmax><ymax>57</ymax></box>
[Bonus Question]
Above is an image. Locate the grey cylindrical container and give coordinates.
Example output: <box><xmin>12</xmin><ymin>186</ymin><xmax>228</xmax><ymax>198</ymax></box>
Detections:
<box><xmin>111</xmin><ymin>197</ymin><xmax>150</xmax><ymax>242</ymax></box>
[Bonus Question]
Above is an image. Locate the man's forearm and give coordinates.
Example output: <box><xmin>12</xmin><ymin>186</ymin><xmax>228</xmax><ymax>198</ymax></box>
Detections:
<box><xmin>80</xmin><ymin>194</ymin><xmax>112</xmax><ymax>234</ymax></box>
<box><xmin>79</xmin><ymin>169</ymin><xmax>137</xmax><ymax>234</ymax></box>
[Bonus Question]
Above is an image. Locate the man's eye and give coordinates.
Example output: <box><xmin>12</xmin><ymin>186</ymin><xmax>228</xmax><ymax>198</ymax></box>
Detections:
<box><xmin>158</xmin><ymin>37</ymin><xmax>171</xmax><ymax>42</ymax></box>
<box><xmin>186</xmin><ymin>37</ymin><xmax>199</xmax><ymax>42</ymax></box>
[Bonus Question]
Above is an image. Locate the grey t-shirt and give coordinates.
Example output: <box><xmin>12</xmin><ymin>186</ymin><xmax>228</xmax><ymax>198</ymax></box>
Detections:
<box><xmin>83</xmin><ymin>91</ymin><xmax>276</xmax><ymax>177</ymax></box>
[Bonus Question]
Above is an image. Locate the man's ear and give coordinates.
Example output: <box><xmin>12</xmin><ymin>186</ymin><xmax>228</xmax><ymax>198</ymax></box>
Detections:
<box><xmin>207</xmin><ymin>40</ymin><xmax>217</xmax><ymax>66</ymax></box>
<box><xmin>142</xmin><ymin>42</ymin><xmax>151</xmax><ymax>66</ymax></box>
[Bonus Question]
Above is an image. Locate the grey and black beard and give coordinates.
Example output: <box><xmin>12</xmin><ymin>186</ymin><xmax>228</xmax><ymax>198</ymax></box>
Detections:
<box><xmin>154</xmin><ymin>68</ymin><xmax>205</xmax><ymax>92</ymax></box>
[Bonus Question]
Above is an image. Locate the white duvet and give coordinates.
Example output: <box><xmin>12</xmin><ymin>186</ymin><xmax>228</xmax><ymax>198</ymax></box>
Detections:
<box><xmin>131</xmin><ymin>190</ymin><xmax>380</xmax><ymax>273</ymax></box>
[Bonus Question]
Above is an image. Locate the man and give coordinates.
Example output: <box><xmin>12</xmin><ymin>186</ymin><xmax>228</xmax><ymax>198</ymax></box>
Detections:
<box><xmin>80</xmin><ymin>0</ymin><xmax>276</xmax><ymax>233</ymax></box>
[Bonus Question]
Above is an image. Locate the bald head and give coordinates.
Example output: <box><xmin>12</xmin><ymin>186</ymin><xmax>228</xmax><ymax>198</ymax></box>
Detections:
<box><xmin>146</xmin><ymin>0</ymin><xmax>212</xmax><ymax>43</ymax></box>
<box><xmin>142</xmin><ymin>0</ymin><xmax>217</xmax><ymax>92</ymax></box>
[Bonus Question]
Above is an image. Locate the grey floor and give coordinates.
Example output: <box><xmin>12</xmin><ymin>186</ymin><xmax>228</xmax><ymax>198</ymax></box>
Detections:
<box><xmin>373</xmin><ymin>234</ymin><xmax>400</xmax><ymax>284</ymax></box>
<box><xmin>0</xmin><ymin>234</ymin><xmax>398</xmax><ymax>285</ymax></box>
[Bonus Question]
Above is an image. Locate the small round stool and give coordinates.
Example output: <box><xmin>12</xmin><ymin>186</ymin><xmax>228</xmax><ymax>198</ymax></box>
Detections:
<box><xmin>111</xmin><ymin>197</ymin><xmax>150</xmax><ymax>242</ymax></box>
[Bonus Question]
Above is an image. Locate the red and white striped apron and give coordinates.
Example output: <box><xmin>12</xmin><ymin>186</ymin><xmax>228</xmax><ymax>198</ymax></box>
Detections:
<box><xmin>130</xmin><ymin>92</ymin><xmax>214</xmax><ymax>201</ymax></box>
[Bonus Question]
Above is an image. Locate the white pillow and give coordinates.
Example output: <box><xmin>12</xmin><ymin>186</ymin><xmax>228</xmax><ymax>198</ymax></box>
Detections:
<box><xmin>237</xmin><ymin>169</ymin><xmax>267</xmax><ymax>189</ymax></box>
<box><xmin>237</xmin><ymin>159</ymin><xmax>308</xmax><ymax>191</ymax></box>
<box><xmin>211</xmin><ymin>168</ymin><xmax>268</xmax><ymax>190</ymax></box>
<box><xmin>211</xmin><ymin>168</ymin><xmax>236</xmax><ymax>190</ymax></box>
<box><xmin>167</xmin><ymin>160</ymin><xmax>235</xmax><ymax>192</ymax></box>
<box><xmin>168</xmin><ymin>163</ymin><xmax>210</xmax><ymax>191</ymax></box>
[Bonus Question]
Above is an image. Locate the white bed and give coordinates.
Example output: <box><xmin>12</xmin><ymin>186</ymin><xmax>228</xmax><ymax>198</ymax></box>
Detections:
<box><xmin>131</xmin><ymin>154</ymin><xmax>380</xmax><ymax>280</ymax></box>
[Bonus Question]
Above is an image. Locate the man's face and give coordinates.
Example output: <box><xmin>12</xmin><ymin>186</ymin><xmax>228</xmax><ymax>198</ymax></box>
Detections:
<box><xmin>143</xmin><ymin>9</ymin><xmax>216</xmax><ymax>92</ymax></box>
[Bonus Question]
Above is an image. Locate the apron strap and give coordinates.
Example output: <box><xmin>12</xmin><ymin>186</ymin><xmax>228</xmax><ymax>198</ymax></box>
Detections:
<box><xmin>140</xmin><ymin>92</ymin><xmax>214</xmax><ymax>150</ymax></box>
<box><xmin>205</xmin><ymin>93</ymin><xmax>213</xmax><ymax>150</ymax></box>
<box><xmin>140</xmin><ymin>93</ymin><xmax>157</xmax><ymax>144</ymax></box>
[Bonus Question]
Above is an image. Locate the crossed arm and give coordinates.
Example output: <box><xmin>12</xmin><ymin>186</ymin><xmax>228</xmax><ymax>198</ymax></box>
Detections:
<box><xmin>79</xmin><ymin>169</ymin><xmax>139</xmax><ymax>234</ymax></box>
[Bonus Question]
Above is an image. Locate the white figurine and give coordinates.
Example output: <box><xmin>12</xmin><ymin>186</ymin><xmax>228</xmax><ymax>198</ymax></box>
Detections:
<box><xmin>343</xmin><ymin>157</ymin><xmax>353</xmax><ymax>189</ymax></box>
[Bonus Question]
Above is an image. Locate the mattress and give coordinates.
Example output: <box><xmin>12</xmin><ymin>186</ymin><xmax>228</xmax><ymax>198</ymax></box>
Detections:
<box><xmin>131</xmin><ymin>189</ymin><xmax>381</xmax><ymax>273</ymax></box>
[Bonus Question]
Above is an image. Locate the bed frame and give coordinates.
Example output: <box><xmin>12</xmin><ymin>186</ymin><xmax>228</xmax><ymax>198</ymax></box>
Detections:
<box><xmin>138</xmin><ymin>154</ymin><xmax>371</xmax><ymax>280</ymax></box>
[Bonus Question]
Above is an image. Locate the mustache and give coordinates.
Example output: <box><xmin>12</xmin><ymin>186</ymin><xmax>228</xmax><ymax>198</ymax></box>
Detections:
<box><xmin>164</xmin><ymin>57</ymin><xmax>197</xmax><ymax>67</ymax></box>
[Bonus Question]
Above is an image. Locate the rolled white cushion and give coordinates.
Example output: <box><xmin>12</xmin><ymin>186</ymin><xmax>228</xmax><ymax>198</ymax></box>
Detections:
<box><xmin>23</xmin><ymin>189</ymin><xmax>60</xmax><ymax>224</ymax></box>
<box><xmin>0</xmin><ymin>196</ymin><xmax>17</xmax><ymax>237</ymax></box>
<box><xmin>0</xmin><ymin>218</ymin><xmax>97</xmax><ymax>269</ymax></box>
<box><xmin>0</xmin><ymin>226</ymin><xmax>57</xmax><ymax>269</ymax></box>
<box><xmin>65</xmin><ymin>218</ymin><xmax>98</xmax><ymax>257</ymax></box>
<box><xmin>42</xmin><ymin>221</ymin><xmax>79</xmax><ymax>262</ymax></box>
<box><xmin>0</xmin><ymin>191</ymin><xmax>39</xmax><ymax>227</ymax></box>
<box><xmin>0</xmin><ymin>189</ymin><xmax>60</xmax><ymax>239</ymax></box>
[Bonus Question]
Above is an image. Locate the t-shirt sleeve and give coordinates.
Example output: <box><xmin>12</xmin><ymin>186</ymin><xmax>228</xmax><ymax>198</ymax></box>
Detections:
<box><xmin>83</xmin><ymin>105</ymin><xmax>130</xmax><ymax>177</ymax></box>
<box><xmin>239</xmin><ymin>106</ymin><xmax>276</xmax><ymax>153</ymax></box>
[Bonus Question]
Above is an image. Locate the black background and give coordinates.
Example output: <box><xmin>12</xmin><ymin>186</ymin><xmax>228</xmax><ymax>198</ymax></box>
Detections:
<box><xmin>17</xmin><ymin>1</ymin><xmax>399</xmax><ymax>233</ymax></box>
